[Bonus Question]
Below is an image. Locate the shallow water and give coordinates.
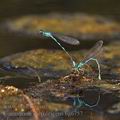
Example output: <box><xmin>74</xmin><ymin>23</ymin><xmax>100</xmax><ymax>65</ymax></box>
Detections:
<box><xmin>0</xmin><ymin>1</ymin><xmax>120</xmax><ymax>120</ymax></box>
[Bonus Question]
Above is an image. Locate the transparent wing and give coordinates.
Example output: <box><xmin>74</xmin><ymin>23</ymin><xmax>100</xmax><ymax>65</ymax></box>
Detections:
<box><xmin>52</xmin><ymin>33</ymin><xmax>80</xmax><ymax>45</ymax></box>
<box><xmin>81</xmin><ymin>40</ymin><xmax>103</xmax><ymax>63</ymax></box>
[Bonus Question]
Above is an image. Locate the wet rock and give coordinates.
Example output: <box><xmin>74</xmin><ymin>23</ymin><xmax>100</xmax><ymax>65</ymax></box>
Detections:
<box><xmin>0</xmin><ymin>85</ymin><xmax>33</xmax><ymax>120</ymax></box>
<box><xmin>23</xmin><ymin>71</ymin><xmax>120</xmax><ymax>115</ymax></box>
<box><xmin>0</xmin><ymin>48</ymin><xmax>83</xmax><ymax>80</ymax></box>
<box><xmin>0</xmin><ymin>41</ymin><xmax>119</xmax><ymax>82</ymax></box>
<box><xmin>0</xmin><ymin>41</ymin><xmax>119</xmax><ymax>119</ymax></box>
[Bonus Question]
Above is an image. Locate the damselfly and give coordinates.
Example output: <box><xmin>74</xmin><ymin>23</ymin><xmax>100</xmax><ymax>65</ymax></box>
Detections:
<box><xmin>40</xmin><ymin>30</ymin><xmax>103</xmax><ymax>80</ymax></box>
<box><xmin>65</xmin><ymin>92</ymin><xmax>101</xmax><ymax>108</ymax></box>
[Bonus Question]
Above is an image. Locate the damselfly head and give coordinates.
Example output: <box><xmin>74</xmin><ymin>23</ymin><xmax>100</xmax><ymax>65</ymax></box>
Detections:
<box><xmin>39</xmin><ymin>30</ymin><xmax>51</xmax><ymax>38</ymax></box>
<box><xmin>39</xmin><ymin>30</ymin><xmax>44</xmax><ymax>34</ymax></box>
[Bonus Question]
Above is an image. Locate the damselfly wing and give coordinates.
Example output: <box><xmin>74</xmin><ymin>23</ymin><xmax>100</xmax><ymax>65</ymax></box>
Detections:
<box><xmin>39</xmin><ymin>30</ymin><xmax>80</xmax><ymax>45</ymax></box>
<box><xmin>80</xmin><ymin>40</ymin><xmax>103</xmax><ymax>64</ymax></box>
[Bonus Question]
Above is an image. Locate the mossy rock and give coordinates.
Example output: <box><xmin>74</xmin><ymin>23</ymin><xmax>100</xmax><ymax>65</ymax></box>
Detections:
<box><xmin>3</xmin><ymin>13</ymin><xmax>120</xmax><ymax>41</ymax></box>
<box><xmin>0</xmin><ymin>48</ymin><xmax>84</xmax><ymax>79</ymax></box>
<box><xmin>0</xmin><ymin>41</ymin><xmax>120</xmax><ymax>80</ymax></box>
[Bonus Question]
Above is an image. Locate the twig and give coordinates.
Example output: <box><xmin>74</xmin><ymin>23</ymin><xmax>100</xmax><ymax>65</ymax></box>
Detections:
<box><xmin>23</xmin><ymin>94</ymin><xmax>40</xmax><ymax>120</ymax></box>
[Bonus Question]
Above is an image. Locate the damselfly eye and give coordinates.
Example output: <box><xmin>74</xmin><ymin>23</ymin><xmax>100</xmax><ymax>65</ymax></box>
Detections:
<box><xmin>39</xmin><ymin>30</ymin><xmax>44</xmax><ymax>35</ymax></box>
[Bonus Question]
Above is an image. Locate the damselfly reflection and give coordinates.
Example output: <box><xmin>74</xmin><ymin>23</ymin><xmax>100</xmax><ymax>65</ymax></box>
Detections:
<box><xmin>40</xmin><ymin>30</ymin><xmax>103</xmax><ymax>80</ymax></box>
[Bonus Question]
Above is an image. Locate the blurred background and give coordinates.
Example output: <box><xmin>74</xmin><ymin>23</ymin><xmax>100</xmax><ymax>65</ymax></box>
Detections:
<box><xmin>0</xmin><ymin>0</ymin><xmax>120</xmax><ymax>57</ymax></box>
<box><xmin>0</xmin><ymin>0</ymin><xmax>120</xmax><ymax>20</ymax></box>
